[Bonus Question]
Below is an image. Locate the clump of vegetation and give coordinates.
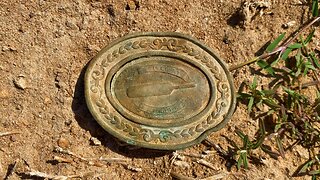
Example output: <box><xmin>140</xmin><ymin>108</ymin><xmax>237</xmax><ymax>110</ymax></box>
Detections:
<box><xmin>228</xmin><ymin>0</ymin><xmax>320</xmax><ymax>179</ymax></box>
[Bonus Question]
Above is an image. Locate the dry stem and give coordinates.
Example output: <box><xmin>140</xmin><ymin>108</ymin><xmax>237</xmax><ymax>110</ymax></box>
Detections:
<box><xmin>23</xmin><ymin>169</ymin><xmax>102</xmax><ymax>180</ymax></box>
<box><xmin>0</xmin><ymin>132</ymin><xmax>20</xmax><ymax>137</ymax></box>
<box><xmin>229</xmin><ymin>16</ymin><xmax>320</xmax><ymax>71</ymax></box>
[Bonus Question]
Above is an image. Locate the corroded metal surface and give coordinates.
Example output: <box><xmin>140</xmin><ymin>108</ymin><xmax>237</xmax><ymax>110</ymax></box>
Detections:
<box><xmin>85</xmin><ymin>32</ymin><xmax>236</xmax><ymax>150</ymax></box>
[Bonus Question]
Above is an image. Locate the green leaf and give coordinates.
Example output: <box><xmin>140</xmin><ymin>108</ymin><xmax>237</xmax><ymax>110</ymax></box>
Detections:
<box><xmin>304</xmin><ymin>29</ymin><xmax>315</xmax><ymax>45</ymax></box>
<box><xmin>237</xmin><ymin>92</ymin><xmax>252</xmax><ymax>99</ymax></box>
<box><xmin>288</xmin><ymin>43</ymin><xmax>303</xmax><ymax>49</ymax></box>
<box><xmin>237</xmin><ymin>155</ymin><xmax>243</xmax><ymax>170</ymax></box>
<box><xmin>257</xmin><ymin>60</ymin><xmax>275</xmax><ymax>75</ymax></box>
<box><xmin>267</xmin><ymin>109</ymin><xmax>275</xmax><ymax>116</ymax></box>
<box><xmin>275</xmin><ymin>136</ymin><xmax>285</xmax><ymax>158</ymax></box>
<box><xmin>312</xmin><ymin>175</ymin><xmax>317</xmax><ymax>180</ymax></box>
<box><xmin>312</xmin><ymin>0</ymin><xmax>319</xmax><ymax>17</ymax></box>
<box><xmin>295</xmin><ymin>50</ymin><xmax>302</xmax><ymax>66</ymax></box>
<box><xmin>252</xmin><ymin>119</ymin><xmax>266</xmax><ymax>149</ymax></box>
<box><xmin>294</xmin><ymin>68</ymin><xmax>301</xmax><ymax>77</ymax></box>
<box><xmin>266</xmin><ymin>33</ymin><xmax>286</xmax><ymax>52</ymax></box>
<box><xmin>298</xmin><ymin>159</ymin><xmax>315</xmax><ymax>174</ymax></box>
<box><xmin>261</xmin><ymin>145</ymin><xmax>280</xmax><ymax>159</ymax></box>
<box><xmin>310</xmin><ymin>53</ymin><xmax>320</xmax><ymax>68</ymax></box>
<box><xmin>261</xmin><ymin>90</ymin><xmax>275</xmax><ymax>96</ymax></box>
<box><xmin>281</xmin><ymin>48</ymin><xmax>293</xmax><ymax>60</ymax></box>
<box><xmin>310</xmin><ymin>170</ymin><xmax>320</xmax><ymax>175</ymax></box>
<box><xmin>263</xmin><ymin>98</ymin><xmax>281</xmax><ymax>109</ymax></box>
<box><xmin>304</xmin><ymin>61</ymin><xmax>316</xmax><ymax>76</ymax></box>
<box><xmin>235</xmin><ymin>129</ymin><xmax>246</xmax><ymax>140</ymax></box>
<box><xmin>275</xmin><ymin>123</ymin><xmax>282</xmax><ymax>132</ymax></box>
<box><xmin>250</xmin><ymin>76</ymin><xmax>258</xmax><ymax>89</ymax></box>
<box><xmin>242</xmin><ymin>153</ymin><xmax>249</xmax><ymax>169</ymax></box>
<box><xmin>248</xmin><ymin>96</ymin><xmax>254</xmax><ymax>113</ymax></box>
<box><xmin>283</xmin><ymin>86</ymin><xmax>295</xmax><ymax>96</ymax></box>
<box><xmin>243</xmin><ymin>135</ymin><xmax>249</xmax><ymax>149</ymax></box>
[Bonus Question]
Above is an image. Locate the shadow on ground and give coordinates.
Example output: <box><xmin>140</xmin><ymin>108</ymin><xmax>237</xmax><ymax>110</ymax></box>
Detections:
<box><xmin>71</xmin><ymin>61</ymin><xmax>171</xmax><ymax>158</ymax></box>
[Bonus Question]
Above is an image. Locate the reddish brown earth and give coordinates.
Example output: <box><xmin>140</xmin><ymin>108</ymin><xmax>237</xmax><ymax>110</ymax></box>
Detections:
<box><xmin>0</xmin><ymin>0</ymin><xmax>318</xmax><ymax>179</ymax></box>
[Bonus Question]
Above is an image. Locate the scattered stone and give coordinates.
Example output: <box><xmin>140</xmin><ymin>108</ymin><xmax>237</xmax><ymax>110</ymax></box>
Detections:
<box><xmin>282</xmin><ymin>21</ymin><xmax>296</xmax><ymax>29</ymax></box>
<box><xmin>125</xmin><ymin>165</ymin><xmax>142</xmax><ymax>172</ymax></box>
<box><xmin>13</xmin><ymin>75</ymin><xmax>27</xmax><ymax>90</ymax></box>
<box><xmin>57</xmin><ymin>137</ymin><xmax>70</xmax><ymax>149</ymax></box>
<box><xmin>90</xmin><ymin>137</ymin><xmax>102</xmax><ymax>146</ymax></box>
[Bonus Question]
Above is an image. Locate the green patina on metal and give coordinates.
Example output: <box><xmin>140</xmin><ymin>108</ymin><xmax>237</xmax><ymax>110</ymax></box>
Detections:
<box><xmin>126</xmin><ymin>139</ymin><xmax>136</xmax><ymax>145</ymax></box>
<box><xmin>84</xmin><ymin>32</ymin><xmax>236</xmax><ymax>150</ymax></box>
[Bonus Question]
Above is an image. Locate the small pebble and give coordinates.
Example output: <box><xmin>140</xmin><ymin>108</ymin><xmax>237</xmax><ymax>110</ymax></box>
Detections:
<box><xmin>57</xmin><ymin>137</ymin><xmax>70</xmax><ymax>148</ymax></box>
<box><xmin>13</xmin><ymin>75</ymin><xmax>27</xmax><ymax>90</ymax></box>
<box><xmin>90</xmin><ymin>137</ymin><xmax>102</xmax><ymax>146</ymax></box>
<box><xmin>126</xmin><ymin>165</ymin><xmax>142</xmax><ymax>172</ymax></box>
<box><xmin>282</xmin><ymin>21</ymin><xmax>296</xmax><ymax>29</ymax></box>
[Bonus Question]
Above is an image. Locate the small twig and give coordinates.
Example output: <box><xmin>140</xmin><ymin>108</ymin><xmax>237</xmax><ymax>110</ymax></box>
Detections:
<box><xmin>54</xmin><ymin>146</ymin><xmax>130</xmax><ymax>168</ymax></box>
<box><xmin>123</xmin><ymin>164</ymin><xmax>143</xmax><ymax>172</ymax></box>
<box><xmin>179</xmin><ymin>152</ymin><xmax>207</xmax><ymax>159</ymax></box>
<box><xmin>54</xmin><ymin>147</ymin><xmax>85</xmax><ymax>161</ymax></box>
<box><xmin>23</xmin><ymin>170</ymin><xmax>71</xmax><ymax>180</ymax></box>
<box><xmin>229</xmin><ymin>16</ymin><xmax>320</xmax><ymax>71</ymax></box>
<box><xmin>23</xmin><ymin>169</ymin><xmax>100</xmax><ymax>180</ymax></box>
<box><xmin>267</xmin><ymin>128</ymin><xmax>286</xmax><ymax>140</ymax></box>
<box><xmin>0</xmin><ymin>132</ymin><xmax>20</xmax><ymax>137</ymax></box>
<box><xmin>204</xmin><ymin>139</ymin><xmax>229</xmax><ymax>157</ymax></box>
<box><xmin>98</xmin><ymin>157</ymin><xmax>130</xmax><ymax>163</ymax></box>
<box><xmin>53</xmin><ymin>156</ymin><xmax>73</xmax><ymax>163</ymax></box>
<box><xmin>293</xmin><ymin>80</ymin><xmax>320</xmax><ymax>89</ymax></box>
<box><xmin>201</xmin><ymin>172</ymin><xmax>228</xmax><ymax>180</ymax></box>
<box><xmin>170</xmin><ymin>172</ymin><xmax>195</xmax><ymax>180</ymax></box>
<box><xmin>171</xmin><ymin>172</ymin><xmax>229</xmax><ymax>180</ymax></box>
<box><xmin>196</xmin><ymin>159</ymin><xmax>216</xmax><ymax>170</ymax></box>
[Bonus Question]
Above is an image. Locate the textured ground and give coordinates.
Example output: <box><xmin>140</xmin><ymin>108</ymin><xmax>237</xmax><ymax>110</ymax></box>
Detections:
<box><xmin>0</xmin><ymin>0</ymin><xmax>317</xmax><ymax>179</ymax></box>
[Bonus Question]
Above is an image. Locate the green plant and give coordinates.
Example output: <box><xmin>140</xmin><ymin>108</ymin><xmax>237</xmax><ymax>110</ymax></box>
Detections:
<box><xmin>228</xmin><ymin>1</ymin><xmax>320</xmax><ymax>178</ymax></box>
<box><xmin>233</xmin><ymin>119</ymin><xmax>266</xmax><ymax>169</ymax></box>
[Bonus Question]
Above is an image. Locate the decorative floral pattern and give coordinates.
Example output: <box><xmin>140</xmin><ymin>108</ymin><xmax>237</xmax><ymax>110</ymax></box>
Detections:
<box><xmin>89</xmin><ymin>37</ymin><xmax>231</xmax><ymax>143</ymax></box>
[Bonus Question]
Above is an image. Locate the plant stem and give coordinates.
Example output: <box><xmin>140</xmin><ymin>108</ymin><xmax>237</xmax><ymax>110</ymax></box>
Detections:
<box><xmin>229</xmin><ymin>16</ymin><xmax>320</xmax><ymax>72</ymax></box>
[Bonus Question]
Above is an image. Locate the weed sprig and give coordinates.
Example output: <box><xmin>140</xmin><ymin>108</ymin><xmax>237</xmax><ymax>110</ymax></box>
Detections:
<box><xmin>227</xmin><ymin>1</ymin><xmax>320</xmax><ymax>179</ymax></box>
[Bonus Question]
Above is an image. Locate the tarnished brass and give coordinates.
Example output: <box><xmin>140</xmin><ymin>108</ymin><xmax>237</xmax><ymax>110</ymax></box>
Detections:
<box><xmin>85</xmin><ymin>32</ymin><xmax>236</xmax><ymax>150</ymax></box>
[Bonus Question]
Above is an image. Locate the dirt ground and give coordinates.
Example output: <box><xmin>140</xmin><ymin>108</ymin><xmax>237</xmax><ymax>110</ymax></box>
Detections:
<box><xmin>0</xmin><ymin>0</ymin><xmax>318</xmax><ymax>179</ymax></box>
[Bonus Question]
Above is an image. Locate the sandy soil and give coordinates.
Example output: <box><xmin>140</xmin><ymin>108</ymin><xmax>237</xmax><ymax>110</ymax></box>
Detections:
<box><xmin>0</xmin><ymin>0</ymin><xmax>318</xmax><ymax>179</ymax></box>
